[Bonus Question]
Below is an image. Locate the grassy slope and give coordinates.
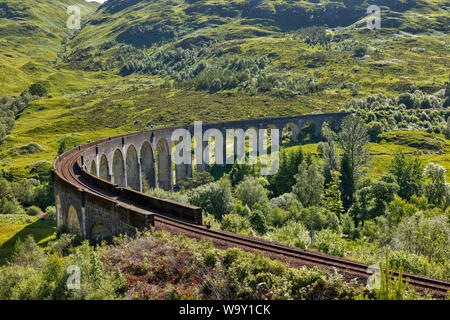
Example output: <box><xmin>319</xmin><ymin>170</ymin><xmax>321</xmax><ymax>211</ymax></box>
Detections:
<box><xmin>0</xmin><ymin>215</ymin><xmax>55</xmax><ymax>265</ymax></box>
<box><xmin>291</xmin><ymin>130</ymin><xmax>450</xmax><ymax>180</ymax></box>
<box><xmin>0</xmin><ymin>0</ymin><xmax>100</xmax><ymax>96</ymax></box>
<box><xmin>64</xmin><ymin>0</ymin><xmax>450</xmax><ymax>95</ymax></box>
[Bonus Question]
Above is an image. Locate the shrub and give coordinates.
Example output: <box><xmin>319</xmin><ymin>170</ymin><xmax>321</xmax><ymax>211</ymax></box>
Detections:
<box><xmin>266</xmin><ymin>206</ymin><xmax>289</xmax><ymax>227</ymax></box>
<box><xmin>26</xmin><ymin>161</ymin><xmax>52</xmax><ymax>183</ymax></box>
<box><xmin>0</xmin><ymin>238</ymin><xmax>126</xmax><ymax>300</ymax></box>
<box><xmin>28</xmin><ymin>83</ymin><xmax>47</xmax><ymax>97</ymax></box>
<box><xmin>10</xmin><ymin>179</ymin><xmax>35</xmax><ymax>206</ymax></box>
<box><xmin>341</xmin><ymin>214</ymin><xmax>356</xmax><ymax>238</ymax></box>
<box><xmin>178</xmin><ymin>171</ymin><xmax>214</xmax><ymax>190</ymax></box>
<box><xmin>45</xmin><ymin>206</ymin><xmax>56</xmax><ymax>220</ymax></box>
<box><xmin>27</xmin><ymin>206</ymin><xmax>41</xmax><ymax>216</ymax></box>
<box><xmin>356</xmin><ymin>255</ymin><xmax>416</xmax><ymax>300</ymax></box>
<box><xmin>146</xmin><ymin>188</ymin><xmax>189</xmax><ymax>203</ymax></box>
<box><xmin>267</xmin><ymin>222</ymin><xmax>309</xmax><ymax>249</ymax></box>
<box><xmin>269</xmin><ymin>192</ymin><xmax>302</xmax><ymax>211</ymax></box>
<box><xmin>298</xmin><ymin>206</ymin><xmax>328</xmax><ymax>231</ymax></box>
<box><xmin>313</xmin><ymin>230</ymin><xmax>346</xmax><ymax>257</ymax></box>
<box><xmin>18</xmin><ymin>142</ymin><xmax>43</xmax><ymax>155</ymax></box>
<box><xmin>0</xmin><ymin>197</ymin><xmax>25</xmax><ymax>215</ymax></box>
<box><xmin>10</xmin><ymin>235</ymin><xmax>45</xmax><ymax>268</ymax></box>
<box><xmin>221</xmin><ymin>214</ymin><xmax>252</xmax><ymax>234</ymax></box>
<box><xmin>353</xmin><ymin>46</ymin><xmax>367</xmax><ymax>58</ymax></box>
<box><xmin>325</xmin><ymin>212</ymin><xmax>341</xmax><ymax>233</ymax></box>
<box><xmin>47</xmin><ymin>233</ymin><xmax>76</xmax><ymax>256</ymax></box>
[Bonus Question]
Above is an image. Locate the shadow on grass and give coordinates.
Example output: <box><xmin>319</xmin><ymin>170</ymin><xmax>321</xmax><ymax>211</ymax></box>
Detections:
<box><xmin>0</xmin><ymin>219</ymin><xmax>56</xmax><ymax>266</ymax></box>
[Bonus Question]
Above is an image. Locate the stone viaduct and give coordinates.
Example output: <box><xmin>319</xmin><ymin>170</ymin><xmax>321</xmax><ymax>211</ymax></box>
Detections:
<box><xmin>53</xmin><ymin>112</ymin><xmax>348</xmax><ymax>241</ymax></box>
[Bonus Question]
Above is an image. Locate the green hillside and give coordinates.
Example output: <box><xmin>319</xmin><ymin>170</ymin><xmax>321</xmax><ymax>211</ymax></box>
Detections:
<box><xmin>0</xmin><ymin>0</ymin><xmax>448</xmax><ymax>177</ymax></box>
<box><xmin>0</xmin><ymin>0</ymin><xmax>99</xmax><ymax>96</ymax></box>
<box><xmin>64</xmin><ymin>0</ymin><xmax>449</xmax><ymax>98</ymax></box>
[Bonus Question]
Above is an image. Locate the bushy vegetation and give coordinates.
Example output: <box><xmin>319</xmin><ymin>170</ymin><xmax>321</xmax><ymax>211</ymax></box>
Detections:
<box><xmin>0</xmin><ymin>94</ymin><xmax>34</xmax><ymax>143</ymax></box>
<box><xmin>344</xmin><ymin>91</ymin><xmax>449</xmax><ymax>142</ymax></box>
<box><xmin>0</xmin><ymin>231</ymin><xmax>360</xmax><ymax>300</ymax></box>
<box><xmin>0</xmin><ymin>236</ymin><xmax>126</xmax><ymax>299</ymax></box>
<box><xmin>0</xmin><ymin>170</ymin><xmax>54</xmax><ymax>215</ymax></box>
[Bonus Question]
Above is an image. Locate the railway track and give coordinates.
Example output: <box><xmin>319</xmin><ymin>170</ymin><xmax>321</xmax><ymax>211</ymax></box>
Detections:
<box><xmin>55</xmin><ymin>144</ymin><xmax>450</xmax><ymax>298</ymax></box>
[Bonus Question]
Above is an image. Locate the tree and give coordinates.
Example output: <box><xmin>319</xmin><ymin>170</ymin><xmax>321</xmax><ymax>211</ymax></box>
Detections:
<box><xmin>337</xmin><ymin>115</ymin><xmax>370</xmax><ymax>181</ymax></box>
<box><xmin>28</xmin><ymin>83</ymin><xmax>47</xmax><ymax>97</ymax></box>
<box><xmin>188</xmin><ymin>179</ymin><xmax>233</xmax><ymax>220</ymax></box>
<box><xmin>321</xmin><ymin>124</ymin><xmax>338</xmax><ymax>183</ymax></box>
<box><xmin>397</xmin><ymin>93</ymin><xmax>414</xmax><ymax>109</ymax></box>
<box><xmin>367</xmin><ymin>121</ymin><xmax>383</xmax><ymax>142</ymax></box>
<box><xmin>10</xmin><ymin>179</ymin><xmax>35</xmax><ymax>206</ymax></box>
<box><xmin>249</xmin><ymin>206</ymin><xmax>268</xmax><ymax>234</ymax></box>
<box><xmin>179</xmin><ymin>171</ymin><xmax>214</xmax><ymax>190</ymax></box>
<box><xmin>268</xmin><ymin>148</ymin><xmax>303</xmax><ymax>197</ymax></box>
<box><xmin>349</xmin><ymin>174</ymin><xmax>399</xmax><ymax>226</ymax></box>
<box><xmin>387</xmin><ymin>196</ymin><xmax>418</xmax><ymax>225</ymax></box>
<box><xmin>388</xmin><ymin>152</ymin><xmax>424</xmax><ymax>200</ymax></box>
<box><xmin>368</xmin><ymin>174</ymin><xmax>399</xmax><ymax>218</ymax></box>
<box><xmin>324</xmin><ymin>171</ymin><xmax>344</xmax><ymax>218</ymax></box>
<box><xmin>292</xmin><ymin>161</ymin><xmax>324</xmax><ymax>207</ymax></box>
<box><xmin>234</xmin><ymin>176</ymin><xmax>269</xmax><ymax>210</ymax></box>
<box><xmin>337</xmin><ymin>115</ymin><xmax>370</xmax><ymax>208</ymax></box>
<box><xmin>341</xmin><ymin>214</ymin><xmax>356</xmax><ymax>238</ymax></box>
<box><xmin>339</xmin><ymin>153</ymin><xmax>354</xmax><ymax>210</ymax></box>
<box><xmin>269</xmin><ymin>192</ymin><xmax>302</xmax><ymax>211</ymax></box>
<box><xmin>0</xmin><ymin>178</ymin><xmax>10</xmax><ymax>198</ymax></box>
<box><xmin>443</xmin><ymin>117</ymin><xmax>450</xmax><ymax>139</ymax></box>
<box><xmin>350</xmin><ymin>175</ymin><xmax>399</xmax><ymax>224</ymax></box>
<box><xmin>228</xmin><ymin>161</ymin><xmax>258</xmax><ymax>186</ymax></box>
<box><xmin>58</xmin><ymin>139</ymin><xmax>67</xmax><ymax>155</ymax></box>
<box><xmin>393</xmin><ymin>212</ymin><xmax>449</xmax><ymax>263</ymax></box>
<box><xmin>423</xmin><ymin>163</ymin><xmax>448</xmax><ymax>208</ymax></box>
<box><xmin>444</xmin><ymin>76</ymin><xmax>450</xmax><ymax>107</ymax></box>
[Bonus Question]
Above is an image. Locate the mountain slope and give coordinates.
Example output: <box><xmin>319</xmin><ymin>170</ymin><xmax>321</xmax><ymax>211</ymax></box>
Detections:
<box><xmin>0</xmin><ymin>0</ymin><xmax>99</xmax><ymax>95</ymax></box>
<box><xmin>62</xmin><ymin>0</ymin><xmax>449</xmax><ymax>99</ymax></box>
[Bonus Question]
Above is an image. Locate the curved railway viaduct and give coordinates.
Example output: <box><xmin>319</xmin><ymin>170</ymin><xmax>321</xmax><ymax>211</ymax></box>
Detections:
<box><xmin>52</xmin><ymin>111</ymin><xmax>450</xmax><ymax>297</ymax></box>
<box><xmin>54</xmin><ymin>112</ymin><xmax>346</xmax><ymax>239</ymax></box>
